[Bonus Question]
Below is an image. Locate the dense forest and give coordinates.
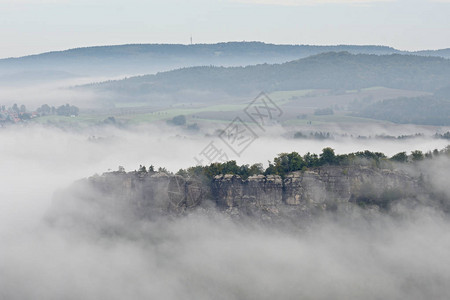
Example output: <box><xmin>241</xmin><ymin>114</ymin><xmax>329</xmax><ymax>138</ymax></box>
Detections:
<box><xmin>353</xmin><ymin>86</ymin><xmax>450</xmax><ymax>126</ymax></box>
<box><xmin>1</xmin><ymin>42</ymin><xmax>418</xmax><ymax>78</ymax></box>
<box><xmin>88</xmin><ymin>52</ymin><xmax>450</xmax><ymax>96</ymax></box>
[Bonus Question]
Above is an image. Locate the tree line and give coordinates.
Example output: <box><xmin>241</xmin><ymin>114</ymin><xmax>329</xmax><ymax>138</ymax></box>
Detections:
<box><xmin>36</xmin><ymin>104</ymin><xmax>79</xmax><ymax>116</ymax></box>
<box><xmin>125</xmin><ymin>146</ymin><xmax>450</xmax><ymax>181</ymax></box>
<box><xmin>1</xmin><ymin>103</ymin><xmax>79</xmax><ymax>119</ymax></box>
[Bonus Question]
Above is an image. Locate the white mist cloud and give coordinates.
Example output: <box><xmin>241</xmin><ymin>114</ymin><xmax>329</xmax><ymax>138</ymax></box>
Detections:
<box><xmin>2</xmin><ymin>201</ymin><xmax>450</xmax><ymax>299</ymax></box>
<box><xmin>0</xmin><ymin>123</ymin><xmax>449</xmax><ymax>299</ymax></box>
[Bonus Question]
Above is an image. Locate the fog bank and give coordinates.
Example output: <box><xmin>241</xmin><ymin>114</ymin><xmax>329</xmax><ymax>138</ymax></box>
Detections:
<box><xmin>1</xmin><ymin>124</ymin><xmax>450</xmax><ymax>299</ymax></box>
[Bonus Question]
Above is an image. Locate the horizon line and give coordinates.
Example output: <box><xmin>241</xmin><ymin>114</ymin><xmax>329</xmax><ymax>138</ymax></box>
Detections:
<box><xmin>1</xmin><ymin>41</ymin><xmax>448</xmax><ymax>60</ymax></box>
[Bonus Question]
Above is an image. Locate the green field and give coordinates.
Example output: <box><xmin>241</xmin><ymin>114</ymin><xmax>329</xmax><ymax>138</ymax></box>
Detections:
<box><xmin>283</xmin><ymin>113</ymin><xmax>390</xmax><ymax>126</ymax></box>
<box><xmin>31</xmin><ymin>115</ymin><xmax>105</xmax><ymax>126</ymax></box>
<box><xmin>28</xmin><ymin>87</ymin><xmax>429</xmax><ymax>128</ymax></box>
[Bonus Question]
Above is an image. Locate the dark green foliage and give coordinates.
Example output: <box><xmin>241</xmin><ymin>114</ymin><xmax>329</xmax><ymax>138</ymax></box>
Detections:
<box><xmin>19</xmin><ymin>113</ymin><xmax>31</xmax><ymax>120</ymax></box>
<box><xmin>380</xmin><ymin>188</ymin><xmax>404</xmax><ymax>205</ymax></box>
<box><xmin>103</xmin><ymin>116</ymin><xmax>117</xmax><ymax>125</ymax></box>
<box><xmin>311</xmin><ymin>132</ymin><xmax>333</xmax><ymax>140</ymax></box>
<box><xmin>200</xmin><ymin>161</ymin><xmax>265</xmax><ymax>180</ymax></box>
<box><xmin>435</xmin><ymin>131</ymin><xmax>450</xmax><ymax>140</ymax></box>
<box><xmin>391</xmin><ymin>152</ymin><xmax>408</xmax><ymax>162</ymax></box>
<box><xmin>187</xmin><ymin>123</ymin><xmax>199</xmax><ymax>131</ymax></box>
<box><xmin>37</xmin><ymin>104</ymin><xmax>51</xmax><ymax>115</ymax></box>
<box><xmin>293</xmin><ymin>131</ymin><xmax>333</xmax><ymax>140</ymax></box>
<box><xmin>352</xmin><ymin>186</ymin><xmax>403</xmax><ymax>210</ymax></box>
<box><xmin>90</xmin><ymin>52</ymin><xmax>450</xmax><ymax>97</ymax></box>
<box><xmin>178</xmin><ymin>161</ymin><xmax>264</xmax><ymax>181</ymax></box>
<box><xmin>303</xmin><ymin>152</ymin><xmax>320</xmax><ymax>168</ymax></box>
<box><xmin>411</xmin><ymin>150</ymin><xmax>424</xmax><ymax>161</ymax></box>
<box><xmin>263</xmin><ymin>149</ymin><xmax>389</xmax><ymax>176</ymax></box>
<box><xmin>320</xmin><ymin>147</ymin><xmax>336</xmax><ymax>165</ymax></box>
<box><xmin>348</xmin><ymin>150</ymin><xmax>386</xmax><ymax>161</ymax></box>
<box><xmin>6</xmin><ymin>43</ymin><xmax>450</xmax><ymax>85</ymax></box>
<box><xmin>266</xmin><ymin>152</ymin><xmax>306</xmax><ymax>177</ymax></box>
<box><xmin>176</xmin><ymin>168</ymin><xmax>188</xmax><ymax>177</ymax></box>
<box><xmin>56</xmin><ymin>104</ymin><xmax>79</xmax><ymax>116</ymax></box>
<box><xmin>293</xmin><ymin>132</ymin><xmax>307</xmax><ymax>139</ymax></box>
<box><xmin>351</xmin><ymin>183</ymin><xmax>379</xmax><ymax>208</ymax></box>
<box><xmin>163</xmin><ymin>146</ymin><xmax>449</xmax><ymax>181</ymax></box>
<box><xmin>157</xmin><ymin>167</ymin><xmax>172</xmax><ymax>174</ymax></box>
<box><xmin>203</xmin><ymin>161</ymin><xmax>239</xmax><ymax>179</ymax></box>
<box><xmin>354</xmin><ymin>96</ymin><xmax>450</xmax><ymax>126</ymax></box>
<box><xmin>168</xmin><ymin>115</ymin><xmax>186</xmax><ymax>126</ymax></box>
<box><xmin>249</xmin><ymin>163</ymin><xmax>264</xmax><ymax>175</ymax></box>
<box><xmin>184</xmin><ymin>166</ymin><xmax>205</xmax><ymax>178</ymax></box>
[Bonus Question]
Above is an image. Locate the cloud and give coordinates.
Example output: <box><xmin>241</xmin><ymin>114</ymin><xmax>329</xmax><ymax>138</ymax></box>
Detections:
<box><xmin>0</xmin><ymin>121</ymin><xmax>449</xmax><ymax>299</ymax></box>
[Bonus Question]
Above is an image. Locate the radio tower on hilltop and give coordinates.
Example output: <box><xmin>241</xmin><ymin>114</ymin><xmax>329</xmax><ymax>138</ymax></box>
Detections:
<box><xmin>190</xmin><ymin>35</ymin><xmax>193</xmax><ymax>45</ymax></box>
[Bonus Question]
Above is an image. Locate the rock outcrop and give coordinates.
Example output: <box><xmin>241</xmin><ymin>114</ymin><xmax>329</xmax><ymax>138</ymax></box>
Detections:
<box><xmin>85</xmin><ymin>171</ymin><xmax>208</xmax><ymax>214</ymax></box>
<box><xmin>211</xmin><ymin>166</ymin><xmax>419</xmax><ymax>211</ymax></box>
<box><xmin>55</xmin><ymin>165</ymin><xmax>424</xmax><ymax>223</ymax></box>
<box><xmin>212</xmin><ymin>174</ymin><xmax>283</xmax><ymax>208</ymax></box>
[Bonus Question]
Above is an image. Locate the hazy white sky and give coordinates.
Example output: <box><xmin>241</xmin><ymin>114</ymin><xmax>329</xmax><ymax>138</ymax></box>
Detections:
<box><xmin>0</xmin><ymin>0</ymin><xmax>449</xmax><ymax>58</ymax></box>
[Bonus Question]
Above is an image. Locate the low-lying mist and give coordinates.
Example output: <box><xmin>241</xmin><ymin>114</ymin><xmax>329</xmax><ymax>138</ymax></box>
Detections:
<box><xmin>1</xmin><ymin>124</ymin><xmax>450</xmax><ymax>300</ymax></box>
<box><xmin>3</xmin><ymin>205</ymin><xmax>450</xmax><ymax>300</ymax></box>
<box><xmin>0</xmin><ymin>75</ymin><xmax>127</xmax><ymax>109</ymax></box>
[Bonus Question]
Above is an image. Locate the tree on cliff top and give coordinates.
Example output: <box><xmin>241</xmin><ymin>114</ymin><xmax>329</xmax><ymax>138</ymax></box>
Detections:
<box><xmin>391</xmin><ymin>152</ymin><xmax>408</xmax><ymax>163</ymax></box>
<box><xmin>320</xmin><ymin>147</ymin><xmax>336</xmax><ymax>165</ymax></box>
<box><xmin>272</xmin><ymin>152</ymin><xmax>305</xmax><ymax>176</ymax></box>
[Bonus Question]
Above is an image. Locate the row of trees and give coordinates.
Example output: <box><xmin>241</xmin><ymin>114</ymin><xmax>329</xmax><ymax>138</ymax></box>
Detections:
<box><xmin>294</xmin><ymin>131</ymin><xmax>333</xmax><ymax>140</ymax></box>
<box><xmin>3</xmin><ymin>104</ymin><xmax>27</xmax><ymax>113</ymax></box>
<box><xmin>2</xmin><ymin>103</ymin><xmax>79</xmax><ymax>116</ymax></box>
<box><xmin>37</xmin><ymin>104</ymin><xmax>79</xmax><ymax>116</ymax></box>
<box><xmin>1</xmin><ymin>103</ymin><xmax>79</xmax><ymax>118</ymax></box>
<box><xmin>123</xmin><ymin>146</ymin><xmax>449</xmax><ymax>181</ymax></box>
<box><xmin>294</xmin><ymin>132</ymin><xmax>450</xmax><ymax>141</ymax></box>
<box><xmin>263</xmin><ymin>148</ymin><xmax>387</xmax><ymax>177</ymax></box>
<box><xmin>171</xmin><ymin>146</ymin><xmax>450</xmax><ymax>180</ymax></box>
<box><xmin>435</xmin><ymin>131</ymin><xmax>450</xmax><ymax>140</ymax></box>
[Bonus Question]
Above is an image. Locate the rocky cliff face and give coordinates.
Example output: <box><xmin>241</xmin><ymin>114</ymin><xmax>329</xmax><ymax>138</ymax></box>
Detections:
<box><xmin>211</xmin><ymin>166</ymin><xmax>419</xmax><ymax>212</ymax></box>
<box><xmin>60</xmin><ymin>165</ymin><xmax>422</xmax><ymax>221</ymax></box>
<box><xmin>84</xmin><ymin>172</ymin><xmax>207</xmax><ymax>215</ymax></box>
<box><xmin>212</xmin><ymin>174</ymin><xmax>283</xmax><ymax>208</ymax></box>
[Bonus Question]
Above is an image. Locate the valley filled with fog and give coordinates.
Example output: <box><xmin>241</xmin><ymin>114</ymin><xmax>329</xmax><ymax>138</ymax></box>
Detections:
<box><xmin>1</xmin><ymin>42</ymin><xmax>450</xmax><ymax>299</ymax></box>
<box><xmin>1</xmin><ymin>122</ymin><xmax>450</xmax><ymax>299</ymax></box>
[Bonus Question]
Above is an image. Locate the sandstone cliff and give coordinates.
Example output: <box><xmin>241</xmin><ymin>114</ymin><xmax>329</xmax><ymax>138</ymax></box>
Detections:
<box><xmin>210</xmin><ymin>165</ymin><xmax>420</xmax><ymax>217</ymax></box>
<box><xmin>54</xmin><ymin>164</ymin><xmax>426</xmax><ymax>224</ymax></box>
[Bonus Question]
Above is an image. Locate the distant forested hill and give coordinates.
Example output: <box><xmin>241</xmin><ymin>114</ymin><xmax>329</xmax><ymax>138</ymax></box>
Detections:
<box><xmin>1</xmin><ymin>42</ymin><xmax>449</xmax><ymax>78</ymax></box>
<box><xmin>354</xmin><ymin>95</ymin><xmax>450</xmax><ymax>126</ymax></box>
<box><xmin>86</xmin><ymin>52</ymin><xmax>450</xmax><ymax>96</ymax></box>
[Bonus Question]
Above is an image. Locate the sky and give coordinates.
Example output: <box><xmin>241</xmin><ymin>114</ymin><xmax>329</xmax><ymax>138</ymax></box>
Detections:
<box><xmin>0</xmin><ymin>0</ymin><xmax>449</xmax><ymax>58</ymax></box>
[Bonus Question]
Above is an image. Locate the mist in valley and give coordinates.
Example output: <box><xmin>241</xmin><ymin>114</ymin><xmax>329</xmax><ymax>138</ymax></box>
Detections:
<box><xmin>1</xmin><ymin>5</ymin><xmax>449</xmax><ymax>296</ymax></box>
<box><xmin>1</xmin><ymin>122</ymin><xmax>450</xmax><ymax>299</ymax></box>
